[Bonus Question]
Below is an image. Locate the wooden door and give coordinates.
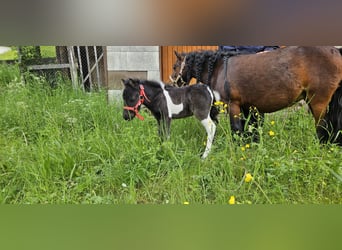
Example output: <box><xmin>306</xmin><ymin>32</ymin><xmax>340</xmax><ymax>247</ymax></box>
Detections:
<box><xmin>160</xmin><ymin>46</ymin><xmax>218</xmax><ymax>83</ymax></box>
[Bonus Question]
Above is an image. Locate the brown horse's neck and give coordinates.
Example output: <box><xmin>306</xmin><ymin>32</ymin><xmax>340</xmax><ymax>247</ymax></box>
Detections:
<box><xmin>189</xmin><ymin>63</ymin><xmax>210</xmax><ymax>85</ymax></box>
<box><xmin>189</xmin><ymin>53</ymin><xmax>226</xmax><ymax>87</ymax></box>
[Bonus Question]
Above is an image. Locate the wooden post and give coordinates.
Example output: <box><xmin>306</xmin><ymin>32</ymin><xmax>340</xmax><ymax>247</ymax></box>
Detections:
<box><xmin>85</xmin><ymin>46</ymin><xmax>93</xmax><ymax>90</ymax></box>
<box><xmin>93</xmin><ymin>46</ymin><xmax>101</xmax><ymax>88</ymax></box>
<box><xmin>56</xmin><ymin>46</ymin><xmax>68</xmax><ymax>64</ymax></box>
<box><xmin>67</xmin><ymin>46</ymin><xmax>79</xmax><ymax>90</ymax></box>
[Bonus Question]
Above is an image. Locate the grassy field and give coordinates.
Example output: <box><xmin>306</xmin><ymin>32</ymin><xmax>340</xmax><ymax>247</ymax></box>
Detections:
<box><xmin>0</xmin><ymin>64</ymin><xmax>341</xmax><ymax>204</ymax></box>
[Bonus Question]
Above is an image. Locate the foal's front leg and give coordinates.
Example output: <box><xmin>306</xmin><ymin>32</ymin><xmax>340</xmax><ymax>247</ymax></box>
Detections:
<box><xmin>157</xmin><ymin>117</ymin><xmax>171</xmax><ymax>140</ymax></box>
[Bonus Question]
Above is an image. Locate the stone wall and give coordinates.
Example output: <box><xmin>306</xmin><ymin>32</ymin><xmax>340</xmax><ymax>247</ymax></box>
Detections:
<box><xmin>106</xmin><ymin>46</ymin><xmax>160</xmax><ymax>89</ymax></box>
<box><xmin>106</xmin><ymin>46</ymin><xmax>160</xmax><ymax>103</ymax></box>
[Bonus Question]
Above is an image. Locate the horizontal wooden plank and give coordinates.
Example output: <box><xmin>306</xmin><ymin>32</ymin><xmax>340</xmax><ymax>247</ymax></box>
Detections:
<box><xmin>27</xmin><ymin>64</ymin><xmax>71</xmax><ymax>70</ymax></box>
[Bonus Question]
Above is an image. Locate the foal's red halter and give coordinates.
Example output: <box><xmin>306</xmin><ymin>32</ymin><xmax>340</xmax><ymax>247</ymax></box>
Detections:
<box><xmin>123</xmin><ymin>84</ymin><xmax>150</xmax><ymax>121</ymax></box>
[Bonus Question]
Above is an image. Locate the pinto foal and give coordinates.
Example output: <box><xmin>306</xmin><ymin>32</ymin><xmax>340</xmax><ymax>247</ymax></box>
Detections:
<box><xmin>122</xmin><ymin>78</ymin><xmax>219</xmax><ymax>159</ymax></box>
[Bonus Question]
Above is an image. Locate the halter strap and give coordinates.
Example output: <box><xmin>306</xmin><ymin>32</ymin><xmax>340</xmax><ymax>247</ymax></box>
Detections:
<box><xmin>123</xmin><ymin>84</ymin><xmax>150</xmax><ymax>121</ymax></box>
<box><xmin>170</xmin><ymin>56</ymin><xmax>187</xmax><ymax>86</ymax></box>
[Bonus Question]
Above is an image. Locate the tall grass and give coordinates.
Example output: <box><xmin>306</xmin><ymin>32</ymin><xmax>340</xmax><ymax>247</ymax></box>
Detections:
<box><xmin>0</xmin><ymin>64</ymin><xmax>341</xmax><ymax>204</ymax></box>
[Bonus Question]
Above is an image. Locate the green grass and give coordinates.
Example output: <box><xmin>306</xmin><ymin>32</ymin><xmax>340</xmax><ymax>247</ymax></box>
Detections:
<box><xmin>0</xmin><ymin>64</ymin><xmax>341</xmax><ymax>204</ymax></box>
<box><xmin>40</xmin><ymin>46</ymin><xmax>56</xmax><ymax>58</ymax></box>
<box><xmin>0</xmin><ymin>46</ymin><xmax>56</xmax><ymax>60</ymax></box>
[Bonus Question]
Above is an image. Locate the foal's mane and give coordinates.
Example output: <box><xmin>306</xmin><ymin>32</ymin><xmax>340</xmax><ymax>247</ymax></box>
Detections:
<box><xmin>128</xmin><ymin>78</ymin><xmax>164</xmax><ymax>91</ymax></box>
<box><xmin>138</xmin><ymin>79</ymin><xmax>178</xmax><ymax>91</ymax></box>
<box><xmin>180</xmin><ymin>50</ymin><xmax>239</xmax><ymax>84</ymax></box>
<box><xmin>139</xmin><ymin>79</ymin><xmax>163</xmax><ymax>89</ymax></box>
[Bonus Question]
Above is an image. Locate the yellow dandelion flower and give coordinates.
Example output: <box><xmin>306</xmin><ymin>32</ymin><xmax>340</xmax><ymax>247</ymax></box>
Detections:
<box><xmin>220</xmin><ymin>109</ymin><xmax>225</xmax><ymax>113</ymax></box>
<box><xmin>245</xmin><ymin>144</ymin><xmax>250</xmax><ymax>148</ymax></box>
<box><xmin>271</xmin><ymin>120</ymin><xmax>275</xmax><ymax>125</ymax></box>
<box><xmin>228</xmin><ymin>196</ymin><xmax>235</xmax><ymax>205</ymax></box>
<box><xmin>183</xmin><ymin>201</ymin><xmax>189</xmax><ymax>205</ymax></box>
<box><xmin>241</xmin><ymin>146</ymin><xmax>246</xmax><ymax>151</ymax></box>
<box><xmin>214</xmin><ymin>101</ymin><xmax>223</xmax><ymax>106</ymax></box>
<box><xmin>269</xmin><ymin>130</ymin><xmax>275</xmax><ymax>136</ymax></box>
<box><xmin>224</xmin><ymin>104</ymin><xmax>228</xmax><ymax>109</ymax></box>
<box><xmin>245</xmin><ymin>173</ymin><xmax>253</xmax><ymax>183</ymax></box>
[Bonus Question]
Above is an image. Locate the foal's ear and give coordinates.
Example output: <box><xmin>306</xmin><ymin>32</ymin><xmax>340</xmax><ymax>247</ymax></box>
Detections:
<box><xmin>121</xmin><ymin>78</ymin><xmax>131</xmax><ymax>86</ymax></box>
<box><xmin>121</xmin><ymin>78</ymin><xmax>128</xmax><ymax>87</ymax></box>
<box><xmin>121</xmin><ymin>78</ymin><xmax>134</xmax><ymax>87</ymax></box>
<box><xmin>122</xmin><ymin>78</ymin><xmax>139</xmax><ymax>88</ymax></box>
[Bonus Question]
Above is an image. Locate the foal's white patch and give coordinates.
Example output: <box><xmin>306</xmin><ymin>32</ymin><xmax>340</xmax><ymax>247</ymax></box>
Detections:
<box><xmin>212</xmin><ymin>90</ymin><xmax>221</xmax><ymax>101</ymax></box>
<box><xmin>206</xmin><ymin>86</ymin><xmax>214</xmax><ymax>103</ymax></box>
<box><xmin>160</xmin><ymin>81</ymin><xmax>184</xmax><ymax>118</ymax></box>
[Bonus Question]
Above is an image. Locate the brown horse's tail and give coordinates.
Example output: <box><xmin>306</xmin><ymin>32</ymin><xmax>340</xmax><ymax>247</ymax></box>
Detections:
<box><xmin>319</xmin><ymin>82</ymin><xmax>342</xmax><ymax>145</ymax></box>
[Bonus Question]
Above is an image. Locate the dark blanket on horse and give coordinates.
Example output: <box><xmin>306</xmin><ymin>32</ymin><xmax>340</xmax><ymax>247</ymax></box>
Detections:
<box><xmin>219</xmin><ymin>46</ymin><xmax>279</xmax><ymax>54</ymax></box>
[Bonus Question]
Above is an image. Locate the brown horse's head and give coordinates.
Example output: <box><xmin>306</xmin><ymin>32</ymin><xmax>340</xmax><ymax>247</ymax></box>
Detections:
<box><xmin>171</xmin><ymin>50</ymin><xmax>228</xmax><ymax>87</ymax></box>
<box><xmin>170</xmin><ymin>51</ymin><xmax>191</xmax><ymax>87</ymax></box>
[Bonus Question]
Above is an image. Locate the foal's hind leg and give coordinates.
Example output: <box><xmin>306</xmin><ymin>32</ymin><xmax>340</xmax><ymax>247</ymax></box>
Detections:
<box><xmin>201</xmin><ymin>117</ymin><xmax>216</xmax><ymax>159</ymax></box>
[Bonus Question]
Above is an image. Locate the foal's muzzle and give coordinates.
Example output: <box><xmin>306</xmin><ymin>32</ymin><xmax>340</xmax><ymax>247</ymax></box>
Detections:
<box><xmin>123</xmin><ymin>110</ymin><xmax>135</xmax><ymax>120</ymax></box>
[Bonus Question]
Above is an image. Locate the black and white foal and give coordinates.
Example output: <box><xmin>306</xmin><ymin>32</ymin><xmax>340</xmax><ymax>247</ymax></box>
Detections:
<box><xmin>122</xmin><ymin>78</ymin><xmax>219</xmax><ymax>159</ymax></box>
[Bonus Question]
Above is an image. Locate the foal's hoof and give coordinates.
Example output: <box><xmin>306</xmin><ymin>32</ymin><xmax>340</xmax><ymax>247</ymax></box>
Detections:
<box><xmin>201</xmin><ymin>153</ymin><xmax>209</xmax><ymax>160</ymax></box>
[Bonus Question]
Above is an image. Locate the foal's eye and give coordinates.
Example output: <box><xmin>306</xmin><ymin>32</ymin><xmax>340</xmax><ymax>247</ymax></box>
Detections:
<box><xmin>129</xmin><ymin>93</ymin><xmax>139</xmax><ymax>102</ymax></box>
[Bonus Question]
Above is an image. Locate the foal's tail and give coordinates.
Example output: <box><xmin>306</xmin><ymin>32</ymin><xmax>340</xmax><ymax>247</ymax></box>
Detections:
<box><xmin>210</xmin><ymin>105</ymin><xmax>219</xmax><ymax>124</ymax></box>
<box><xmin>209</xmin><ymin>92</ymin><xmax>219</xmax><ymax>124</ymax></box>
<box><xmin>319</xmin><ymin>82</ymin><xmax>342</xmax><ymax>145</ymax></box>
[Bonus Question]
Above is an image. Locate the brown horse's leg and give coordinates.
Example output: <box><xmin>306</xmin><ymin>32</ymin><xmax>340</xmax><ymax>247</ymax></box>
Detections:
<box><xmin>229</xmin><ymin>103</ymin><xmax>243</xmax><ymax>135</ymax></box>
<box><xmin>308</xmin><ymin>96</ymin><xmax>333</xmax><ymax>143</ymax></box>
<box><xmin>241</xmin><ymin>107</ymin><xmax>264</xmax><ymax>142</ymax></box>
<box><xmin>311</xmin><ymin>86</ymin><xmax>342</xmax><ymax>145</ymax></box>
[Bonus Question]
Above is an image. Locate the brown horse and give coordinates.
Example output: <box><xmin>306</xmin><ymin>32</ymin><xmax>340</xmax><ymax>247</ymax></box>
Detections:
<box><xmin>170</xmin><ymin>46</ymin><xmax>342</xmax><ymax>145</ymax></box>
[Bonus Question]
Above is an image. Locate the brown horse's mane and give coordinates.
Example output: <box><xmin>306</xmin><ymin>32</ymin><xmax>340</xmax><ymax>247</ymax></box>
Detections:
<box><xmin>180</xmin><ymin>50</ymin><xmax>241</xmax><ymax>84</ymax></box>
